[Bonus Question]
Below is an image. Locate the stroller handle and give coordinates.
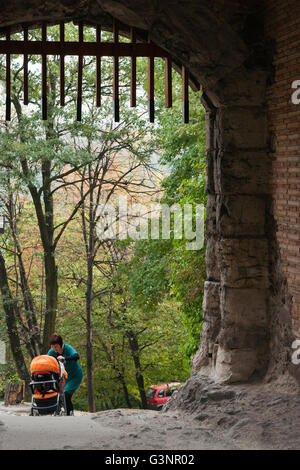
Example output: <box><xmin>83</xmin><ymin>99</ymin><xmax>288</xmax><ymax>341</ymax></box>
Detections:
<box><xmin>30</xmin><ymin>379</ymin><xmax>57</xmax><ymax>386</ymax></box>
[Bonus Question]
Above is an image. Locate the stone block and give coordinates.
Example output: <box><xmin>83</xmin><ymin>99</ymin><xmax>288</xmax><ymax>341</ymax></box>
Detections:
<box><xmin>205</xmin><ymin>237</ymin><xmax>220</xmax><ymax>281</ymax></box>
<box><xmin>214</xmin><ymin>347</ymin><xmax>258</xmax><ymax>383</ymax></box>
<box><xmin>218</xmin><ymin>238</ymin><xmax>269</xmax><ymax>288</ymax></box>
<box><xmin>200</xmin><ymin>319</ymin><xmax>220</xmax><ymax>346</ymax></box>
<box><xmin>220</xmin><ymin>286</ymin><xmax>268</xmax><ymax>328</ymax></box>
<box><xmin>205</xmin><ymin>195</ymin><xmax>217</xmax><ymax>236</ymax></box>
<box><xmin>215</xmin><ymin>106</ymin><xmax>268</xmax><ymax>150</ymax></box>
<box><xmin>214</xmin><ymin>150</ymin><xmax>269</xmax><ymax>195</ymax></box>
<box><xmin>206</xmin><ymin>68</ymin><xmax>268</xmax><ymax>108</ymax></box>
<box><xmin>216</xmin><ymin>195</ymin><xmax>266</xmax><ymax>236</ymax></box>
<box><xmin>203</xmin><ymin>281</ymin><xmax>221</xmax><ymax>314</ymax></box>
<box><xmin>218</xmin><ymin>325</ymin><xmax>268</xmax><ymax>350</ymax></box>
<box><xmin>205</xmin><ymin>151</ymin><xmax>215</xmax><ymax>195</ymax></box>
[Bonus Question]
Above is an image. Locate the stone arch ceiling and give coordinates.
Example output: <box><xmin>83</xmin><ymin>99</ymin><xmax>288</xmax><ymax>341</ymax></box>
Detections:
<box><xmin>0</xmin><ymin>0</ymin><xmax>252</xmax><ymax>90</ymax></box>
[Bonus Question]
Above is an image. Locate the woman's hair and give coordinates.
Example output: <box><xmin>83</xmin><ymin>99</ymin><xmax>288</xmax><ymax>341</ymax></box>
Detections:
<box><xmin>49</xmin><ymin>333</ymin><xmax>63</xmax><ymax>347</ymax></box>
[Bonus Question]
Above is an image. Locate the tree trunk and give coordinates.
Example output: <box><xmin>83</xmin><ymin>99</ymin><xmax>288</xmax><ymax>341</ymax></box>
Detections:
<box><xmin>17</xmin><ymin>250</ymin><xmax>41</xmax><ymax>356</ymax></box>
<box><xmin>83</xmin><ymin>167</ymin><xmax>96</xmax><ymax>413</ymax></box>
<box><xmin>86</xmin><ymin>257</ymin><xmax>96</xmax><ymax>412</ymax></box>
<box><xmin>15</xmin><ymin>94</ymin><xmax>58</xmax><ymax>355</ymax></box>
<box><xmin>126</xmin><ymin>331</ymin><xmax>148</xmax><ymax>409</ymax></box>
<box><xmin>41</xmin><ymin>152</ymin><xmax>58</xmax><ymax>353</ymax></box>
<box><xmin>85</xmin><ymin>201</ymin><xmax>96</xmax><ymax>411</ymax></box>
<box><xmin>42</xmin><ymin>250</ymin><xmax>58</xmax><ymax>353</ymax></box>
<box><xmin>13</xmin><ymin>231</ymin><xmax>41</xmax><ymax>357</ymax></box>
<box><xmin>4</xmin><ymin>382</ymin><xmax>24</xmax><ymax>406</ymax></box>
<box><xmin>18</xmin><ymin>162</ymin><xmax>58</xmax><ymax>355</ymax></box>
<box><xmin>118</xmin><ymin>372</ymin><xmax>132</xmax><ymax>408</ymax></box>
<box><xmin>0</xmin><ymin>251</ymin><xmax>31</xmax><ymax>387</ymax></box>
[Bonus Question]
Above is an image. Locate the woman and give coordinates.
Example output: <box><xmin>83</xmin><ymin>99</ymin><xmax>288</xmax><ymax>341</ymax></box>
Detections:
<box><xmin>47</xmin><ymin>333</ymin><xmax>83</xmax><ymax>416</ymax></box>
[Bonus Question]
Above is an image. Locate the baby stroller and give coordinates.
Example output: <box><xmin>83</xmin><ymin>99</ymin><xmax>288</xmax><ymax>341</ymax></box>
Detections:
<box><xmin>29</xmin><ymin>355</ymin><xmax>68</xmax><ymax>416</ymax></box>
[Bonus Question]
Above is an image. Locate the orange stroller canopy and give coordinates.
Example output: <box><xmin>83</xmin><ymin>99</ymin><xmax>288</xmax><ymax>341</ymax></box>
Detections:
<box><xmin>30</xmin><ymin>355</ymin><xmax>68</xmax><ymax>379</ymax></box>
<box><xmin>30</xmin><ymin>355</ymin><xmax>60</xmax><ymax>374</ymax></box>
<box><xmin>30</xmin><ymin>355</ymin><xmax>68</xmax><ymax>400</ymax></box>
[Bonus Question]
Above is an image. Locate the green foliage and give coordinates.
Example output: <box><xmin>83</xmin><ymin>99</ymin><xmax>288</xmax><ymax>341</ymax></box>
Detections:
<box><xmin>116</xmin><ymin>237</ymin><xmax>172</xmax><ymax>312</ymax></box>
<box><xmin>0</xmin><ymin>23</ymin><xmax>207</xmax><ymax>409</ymax></box>
<box><xmin>0</xmin><ymin>364</ymin><xmax>23</xmax><ymax>399</ymax></box>
<box><xmin>116</xmin><ymin>66</ymin><xmax>207</xmax><ymax>362</ymax></box>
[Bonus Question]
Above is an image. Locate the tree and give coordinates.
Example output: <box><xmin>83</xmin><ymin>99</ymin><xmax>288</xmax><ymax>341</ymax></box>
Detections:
<box><xmin>0</xmin><ymin>23</ymin><xmax>160</xmax><ymax>354</ymax></box>
<box><xmin>0</xmin><ymin>249</ymin><xmax>31</xmax><ymax>390</ymax></box>
<box><xmin>154</xmin><ymin>63</ymin><xmax>207</xmax><ymax>359</ymax></box>
<box><xmin>70</xmin><ymin>118</ymin><xmax>159</xmax><ymax>411</ymax></box>
<box><xmin>0</xmin><ymin>24</ymin><xmax>207</xmax><ymax>408</ymax></box>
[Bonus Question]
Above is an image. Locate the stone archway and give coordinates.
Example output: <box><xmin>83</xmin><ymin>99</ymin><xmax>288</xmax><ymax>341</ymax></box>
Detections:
<box><xmin>0</xmin><ymin>0</ymin><xmax>290</xmax><ymax>387</ymax></box>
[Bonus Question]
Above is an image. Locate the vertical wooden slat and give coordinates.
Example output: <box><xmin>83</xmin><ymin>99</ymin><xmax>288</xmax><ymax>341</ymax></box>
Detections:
<box><xmin>113</xmin><ymin>18</ymin><xmax>119</xmax><ymax>122</ymax></box>
<box><xmin>130</xmin><ymin>27</ymin><xmax>136</xmax><ymax>107</ymax></box>
<box><xmin>96</xmin><ymin>25</ymin><xmax>101</xmax><ymax>107</ymax></box>
<box><xmin>42</xmin><ymin>22</ymin><xmax>47</xmax><ymax>120</ymax></box>
<box><xmin>165</xmin><ymin>56</ymin><xmax>172</xmax><ymax>108</ymax></box>
<box><xmin>77</xmin><ymin>21</ymin><xmax>83</xmax><ymax>121</ymax></box>
<box><xmin>182</xmin><ymin>65</ymin><xmax>189</xmax><ymax>124</ymax></box>
<box><xmin>23</xmin><ymin>26</ymin><xmax>29</xmax><ymax>105</ymax></box>
<box><xmin>147</xmin><ymin>35</ymin><xmax>154</xmax><ymax>123</ymax></box>
<box><xmin>5</xmin><ymin>27</ymin><xmax>11</xmax><ymax>121</ymax></box>
<box><xmin>60</xmin><ymin>22</ymin><xmax>65</xmax><ymax>106</ymax></box>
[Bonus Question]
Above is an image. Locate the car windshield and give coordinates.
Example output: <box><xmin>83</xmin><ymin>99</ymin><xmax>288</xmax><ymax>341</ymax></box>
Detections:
<box><xmin>166</xmin><ymin>385</ymin><xmax>180</xmax><ymax>396</ymax></box>
<box><xmin>145</xmin><ymin>387</ymin><xmax>156</xmax><ymax>399</ymax></box>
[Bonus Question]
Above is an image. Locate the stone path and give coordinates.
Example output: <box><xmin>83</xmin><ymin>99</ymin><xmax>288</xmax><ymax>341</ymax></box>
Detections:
<box><xmin>0</xmin><ymin>403</ymin><xmax>234</xmax><ymax>450</ymax></box>
<box><xmin>1</xmin><ymin>374</ymin><xmax>300</xmax><ymax>450</ymax></box>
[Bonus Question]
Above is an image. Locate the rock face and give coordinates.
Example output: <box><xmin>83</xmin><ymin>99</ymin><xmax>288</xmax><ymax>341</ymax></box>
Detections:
<box><xmin>0</xmin><ymin>1</ymin><xmax>295</xmax><ymax>389</ymax></box>
<box><xmin>163</xmin><ymin>373</ymin><xmax>300</xmax><ymax>450</ymax></box>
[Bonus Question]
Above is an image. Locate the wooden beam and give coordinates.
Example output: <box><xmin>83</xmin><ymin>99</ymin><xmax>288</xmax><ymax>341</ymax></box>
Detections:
<box><xmin>60</xmin><ymin>21</ymin><xmax>65</xmax><ymax>106</ymax></box>
<box><xmin>0</xmin><ymin>40</ymin><xmax>167</xmax><ymax>57</ymax></box>
<box><xmin>23</xmin><ymin>26</ymin><xmax>28</xmax><ymax>105</ymax></box>
<box><xmin>165</xmin><ymin>56</ymin><xmax>172</xmax><ymax>108</ymax></box>
<box><xmin>42</xmin><ymin>22</ymin><xmax>47</xmax><ymax>120</ymax></box>
<box><xmin>182</xmin><ymin>65</ymin><xmax>189</xmax><ymax>124</ymax></box>
<box><xmin>148</xmin><ymin>35</ymin><xmax>154</xmax><ymax>122</ymax></box>
<box><xmin>130</xmin><ymin>27</ymin><xmax>136</xmax><ymax>107</ymax></box>
<box><xmin>96</xmin><ymin>25</ymin><xmax>101</xmax><ymax>107</ymax></box>
<box><xmin>5</xmin><ymin>28</ymin><xmax>11</xmax><ymax>121</ymax></box>
<box><xmin>77</xmin><ymin>22</ymin><xmax>83</xmax><ymax>121</ymax></box>
<box><xmin>113</xmin><ymin>18</ymin><xmax>119</xmax><ymax>122</ymax></box>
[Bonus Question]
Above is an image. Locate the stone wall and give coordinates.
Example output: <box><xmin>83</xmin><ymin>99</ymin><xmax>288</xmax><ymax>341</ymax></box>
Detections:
<box><xmin>193</xmin><ymin>64</ymin><xmax>271</xmax><ymax>382</ymax></box>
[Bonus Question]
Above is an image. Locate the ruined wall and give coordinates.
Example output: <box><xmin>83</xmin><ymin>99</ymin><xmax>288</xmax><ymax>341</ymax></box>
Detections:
<box><xmin>190</xmin><ymin>0</ymin><xmax>300</xmax><ymax>384</ymax></box>
<box><xmin>191</xmin><ymin>3</ymin><xmax>274</xmax><ymax>383</ymax></box>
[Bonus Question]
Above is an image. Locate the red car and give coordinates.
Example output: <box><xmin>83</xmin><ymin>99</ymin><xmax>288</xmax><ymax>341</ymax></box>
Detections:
<box><xmin>146</xmin><ymin>382</ymin><xmax>181</xmax><ymax>410</ymax></box>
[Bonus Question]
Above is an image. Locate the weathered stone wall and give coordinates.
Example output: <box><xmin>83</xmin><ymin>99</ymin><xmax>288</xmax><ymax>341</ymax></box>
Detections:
<box><xmin>193</xmin><ymin>65</ymin><xmax>271</xmax><ymax>382</ymax></box>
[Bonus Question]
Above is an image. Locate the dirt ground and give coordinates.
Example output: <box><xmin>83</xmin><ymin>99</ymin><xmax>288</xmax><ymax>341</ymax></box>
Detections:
<box><xmin>1</xmin><ymin>373</ymin><xmax>300</xmax><ymax>450</ymax></box>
